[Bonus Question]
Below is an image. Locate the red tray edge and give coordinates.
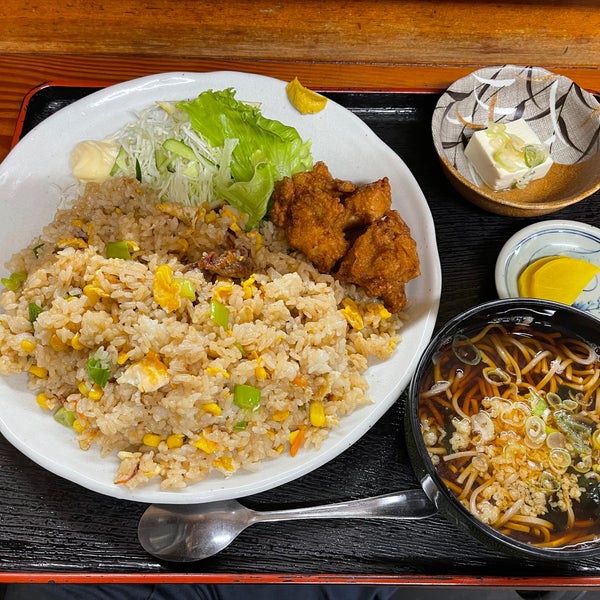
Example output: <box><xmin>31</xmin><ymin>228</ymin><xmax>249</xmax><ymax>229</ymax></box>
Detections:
<box><xmin>2</xmin><ymin>571</ymin><xmax>600</xmax><ymax>587</ymax></box>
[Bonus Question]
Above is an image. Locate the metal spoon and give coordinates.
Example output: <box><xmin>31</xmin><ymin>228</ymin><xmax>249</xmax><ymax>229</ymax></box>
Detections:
<box><xmin>138</xmin><ymin>490</ymin><xmax>436</xmax><ymax>562</ymax></box>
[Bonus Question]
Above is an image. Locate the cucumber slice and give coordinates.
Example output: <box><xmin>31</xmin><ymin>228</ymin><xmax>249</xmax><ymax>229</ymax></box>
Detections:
<box><xmin>154</xmin><ymin>147</ymin><xmax>171</xmax><ymax>173</ymax></box>
<box><xmin>109</xmin><ymin>145</ymin><xmax>130</xmax><ymax>176</ymax></box>
<box><xmin>163</xmin><ymin>138</ymin><xmax>197</xmax><ymax>162</ymax></box>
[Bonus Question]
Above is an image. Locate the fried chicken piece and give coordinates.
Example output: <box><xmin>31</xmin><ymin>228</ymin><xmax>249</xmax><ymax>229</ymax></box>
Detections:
<box><xmin>284</xmin><ymin>160</ymin><xmax>356</xmax><ymax>197</ymax></box>
<box><xmin>336</xmin><ymin>210</ymin><xmax>420</xmax><ymax>312</ymax></box>
<box><xmin>270</xmin><ymin>161</ymin><xmax>354</xmax><ymax>272</ymax></box>
<box><xmin>342</xmin><ymin>177</ymin><xmax>392</xmax><ymax>230</ymax></box>
<box><xmin>271</xmin><ymin>162</ymin><xmax>420</xmax><ymax>311</ymax></box>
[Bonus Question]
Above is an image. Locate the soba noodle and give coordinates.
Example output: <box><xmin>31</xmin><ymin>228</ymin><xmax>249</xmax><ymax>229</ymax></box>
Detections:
<box><xmin>419</xmin><ymin>322</ymin><xmax>600</xmax><ymax>549</ymax></box>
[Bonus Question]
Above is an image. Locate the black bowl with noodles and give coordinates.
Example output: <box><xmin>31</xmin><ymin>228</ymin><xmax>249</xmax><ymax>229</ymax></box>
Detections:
<box><xmin>405</xmin><ymin>298</ymin><xmax>600</xmax><ymax>560</ymax></box>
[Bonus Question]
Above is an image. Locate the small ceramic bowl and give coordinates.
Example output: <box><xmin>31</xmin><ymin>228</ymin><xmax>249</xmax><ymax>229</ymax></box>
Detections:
<box><xmin>495</xmin><ymin>219</ymin><xmax>600</xmax><ymax>317</ymax></box>
<box><xmin>432</xmin><ymin>65</ymin><xmax>600</xmax><ymax>217</ymax></box>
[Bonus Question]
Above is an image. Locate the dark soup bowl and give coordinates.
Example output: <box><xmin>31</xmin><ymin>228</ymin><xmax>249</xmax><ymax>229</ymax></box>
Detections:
<box><xmin>405</xmin><ymin>298</ymin><xmax>600</xmax><ymax>560</ymax></box>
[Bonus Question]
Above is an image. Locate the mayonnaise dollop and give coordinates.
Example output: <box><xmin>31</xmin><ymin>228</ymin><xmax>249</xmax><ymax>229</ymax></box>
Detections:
<box><xmin>70</xmin><ymin>139</ymin><xmax>119</xmax><ymax>183</ymax></box>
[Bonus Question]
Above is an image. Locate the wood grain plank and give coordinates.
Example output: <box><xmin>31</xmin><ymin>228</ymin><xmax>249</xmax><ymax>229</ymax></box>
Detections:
<box><xmin>2</xmin><ymin>0</ymin><xmax>599</xmax><ymax>67</ymax></box>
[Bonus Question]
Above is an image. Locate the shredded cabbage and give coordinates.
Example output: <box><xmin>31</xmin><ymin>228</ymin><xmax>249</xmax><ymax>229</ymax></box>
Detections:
<box><xmin>100</xmin><ymin>89</ymin><xmax>313</xmax><ymax>228</ymax></box>
<box><xmin>107</xmin><ymin>101</ymin><xmax>223</xmax><ymax>207</ymax></box>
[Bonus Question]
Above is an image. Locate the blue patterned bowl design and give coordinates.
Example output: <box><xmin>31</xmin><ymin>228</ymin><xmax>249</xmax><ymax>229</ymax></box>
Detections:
<box><xmin>496</xmin><ymin>220</ymin><xmax>600</xmax><ymax>317</ymax></box>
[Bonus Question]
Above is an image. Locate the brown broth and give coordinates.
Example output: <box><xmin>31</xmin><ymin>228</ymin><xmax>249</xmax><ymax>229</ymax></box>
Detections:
<box><xmin>419</xmin><ymin>322</ymin><xmax>600</xmax><ymax>549</ymax></box>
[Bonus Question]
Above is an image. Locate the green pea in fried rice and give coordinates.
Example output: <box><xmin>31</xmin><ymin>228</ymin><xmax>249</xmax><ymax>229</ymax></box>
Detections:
<box><xmin>0</xmin><ymin>177</ymin><xmax>404</xmax><ymax>490</ymax></box>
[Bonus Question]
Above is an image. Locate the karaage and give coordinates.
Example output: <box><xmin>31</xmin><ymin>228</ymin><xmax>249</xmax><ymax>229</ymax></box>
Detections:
<box><xmin>270</xmin><ymin>162</ymin><xmax>353</xmax><ymax>272</ymax></box>
<box><xmin>269</xmin><ymin>162</ymin><xmax>420</xmax><ymax>311</ymax></box>
<box><xmin>336</xmin><ymin>210</ymin><xmax>420</xmax><ymax>312</ymax></box>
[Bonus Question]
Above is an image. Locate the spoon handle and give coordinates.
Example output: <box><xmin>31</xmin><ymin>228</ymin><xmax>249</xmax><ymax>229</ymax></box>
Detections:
<box><xmin>253</xmin><ymin>490</ymin><xmax>436</xmax><ymax>523</ymax></box>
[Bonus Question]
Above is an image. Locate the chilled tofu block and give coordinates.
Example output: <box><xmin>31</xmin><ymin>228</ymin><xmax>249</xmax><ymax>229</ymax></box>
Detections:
<box><xmin>464</xmin><ymin>119</ymin><xmax>553</xmax><ymax>191</ymax></box>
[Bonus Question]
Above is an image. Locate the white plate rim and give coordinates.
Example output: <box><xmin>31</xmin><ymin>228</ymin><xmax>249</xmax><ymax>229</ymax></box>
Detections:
<box><xmin>0</xmin><ymin>71</ymin><xmax>442</xmax><ymax>504</ymax></box>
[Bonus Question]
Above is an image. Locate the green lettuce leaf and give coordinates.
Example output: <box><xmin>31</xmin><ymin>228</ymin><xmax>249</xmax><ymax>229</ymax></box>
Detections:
<box><xmin>178</xmin><ymin>88</ymin><xmax>313</xmax><ymax>228</ymax></box>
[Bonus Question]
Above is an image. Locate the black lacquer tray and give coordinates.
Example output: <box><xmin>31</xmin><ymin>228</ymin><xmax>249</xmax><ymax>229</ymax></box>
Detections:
<box><xmin>3</xmin><ymin>82</ymin><xmax>600</xmax><ymax>582</ymax></box>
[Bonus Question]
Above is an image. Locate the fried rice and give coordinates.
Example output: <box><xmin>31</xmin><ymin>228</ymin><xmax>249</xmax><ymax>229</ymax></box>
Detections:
<box><xmin>0</xmin><ymin>177</ymin><xmax>405</xmax><ymax>490</ymax></box>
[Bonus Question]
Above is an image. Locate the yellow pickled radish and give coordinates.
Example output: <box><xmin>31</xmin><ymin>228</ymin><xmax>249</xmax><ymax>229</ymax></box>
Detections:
<box><xmin>286</xmin><ymin>78</ymin><xmax>328</xmax><ymax>114</ymax></box>
<box><xmin>518</xmin><ymin>255</ymin><xmax>600</xmax><ymax>305</ymax></box>
<box><xmin>517</xmin><ymin>256</ymin><xmax>558</xmax><ymax>297</ymax></box>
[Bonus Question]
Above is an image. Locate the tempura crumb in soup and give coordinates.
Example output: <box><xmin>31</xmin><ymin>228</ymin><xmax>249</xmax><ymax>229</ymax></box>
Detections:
<box><xmin>418</xmin><ymin>321</ymin><xmax>600</xmax><ymax>550</ymax></box>
<box><xmin>0</xmin><ymin>178</ymin><xmax>405</xmax><ymax>490</ymax></box>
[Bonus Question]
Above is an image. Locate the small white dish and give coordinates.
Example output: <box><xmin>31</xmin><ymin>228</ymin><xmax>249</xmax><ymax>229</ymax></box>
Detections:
<box><xmin>495</xmin><ymin>220</ymin><xmax>600</xmax><ymax>317</ymax></box>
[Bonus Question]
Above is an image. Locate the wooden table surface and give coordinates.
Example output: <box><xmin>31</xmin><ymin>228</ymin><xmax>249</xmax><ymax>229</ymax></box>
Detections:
<box><xmin>2</xmin><ymin>0</ymin><xmax>600</xmax><ymax>161</ymax></box>
<box><xmin>2</xmin><ymin>0</ymin><xmax>600</xmax><ymax>586</ymax></box>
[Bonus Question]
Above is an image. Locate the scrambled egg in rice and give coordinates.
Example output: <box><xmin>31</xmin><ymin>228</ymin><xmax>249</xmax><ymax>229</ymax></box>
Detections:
<box><xmin>0</xmin><ymin>178</ymin><xmax>405</xmax><ymax>490</ymax></box>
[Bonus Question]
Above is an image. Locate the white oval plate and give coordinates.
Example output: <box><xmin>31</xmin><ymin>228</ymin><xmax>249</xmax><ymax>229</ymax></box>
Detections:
<box><xmin>495</xmin><ymin>219</ymin><xmax>600</xmax><ymax>317</ymax></box>
<box><xmin>0</xmin><ymin>72</ymin><xmax>441</xmax><ymax>504</ymax></box>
